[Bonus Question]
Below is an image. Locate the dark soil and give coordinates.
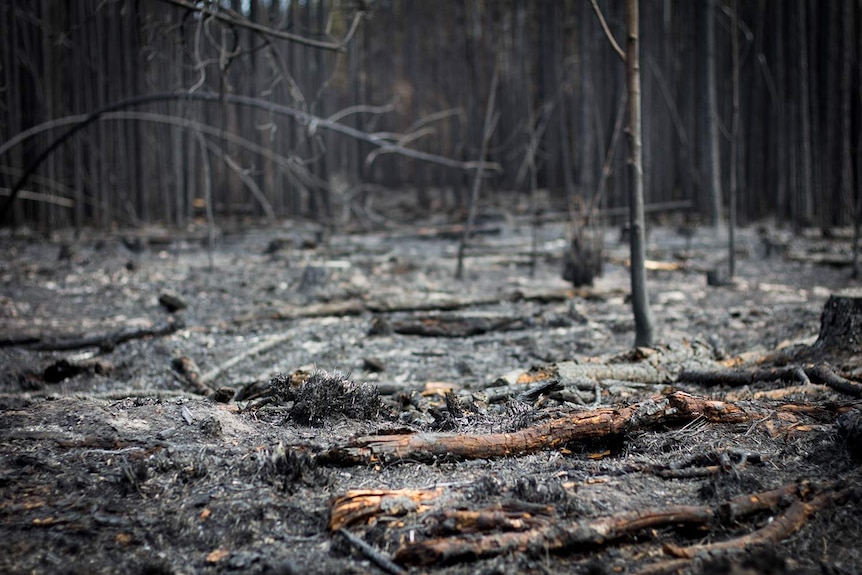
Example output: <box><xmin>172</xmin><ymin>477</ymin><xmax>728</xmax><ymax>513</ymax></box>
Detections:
<box><xmin>1</xmin><ymin>218</ymin><xmax>860</xmax><ymax>575</ymax></box>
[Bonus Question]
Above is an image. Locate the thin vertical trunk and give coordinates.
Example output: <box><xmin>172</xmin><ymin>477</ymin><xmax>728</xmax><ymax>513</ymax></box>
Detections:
<box><xmin>625</xmin><ymin>0</ymin><xmax>655</xmax><ymax>348</ymax></box>
<box><xmin>839</xmin><ymin>0</ymin><xmax>853</xmax><ymax>229</ymax></box>
<box><xmin>3</xmin><ymin>0</ymin><xmax>24</xmax><ymax>226</ymax></box>
<box><xmin>72</xmin><ymin>1</ymin><xmax>85</xmax><ymax>232</ymax></box>
<box><xmin>578</xmin><ymin>1</ymin><xmax>597</xmax><ymax>198</ymax></box>
<box><xmin>40</xmin><ymin>0</ymin><xmax>56</xmax><ymax>229</ymax></box>
<box><xmin>705</xmin><ymin>0</ymin><xmax>722</xmax><ymax>229</ymax></box>
<box><xmin>773</xmin><ymin>0</ymin><xmax>788</xmax><ymax>223</ymax></box>
<box><xmin>728</xmin><ymin>0</ymin><xmax>739</xmax><ymax>279</ymax></box>
<box><xmin>824</xmin><ymin>0</ymin><xmax>840</xmax><ymax>230</ymax></box>
<box><xmin>456</xmin><ymin>63</ymin><xmax>499</xmax><ymax>281</ymax></box>
<box><xmin>853</xmin><ymin>0</ymin><xmax>862</xmax><ymax>279</ymax></box>
<box><xmin>797</xmin><ymin>0</ymin><xmax>813</xmax><ymax>229</ymax></box>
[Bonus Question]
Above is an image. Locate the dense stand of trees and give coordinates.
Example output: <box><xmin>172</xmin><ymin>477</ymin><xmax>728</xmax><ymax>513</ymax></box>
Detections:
<box><xmin>0</xmin><ymin>0</ymin><xmax>860</xmax><ymax>232</ymax></box>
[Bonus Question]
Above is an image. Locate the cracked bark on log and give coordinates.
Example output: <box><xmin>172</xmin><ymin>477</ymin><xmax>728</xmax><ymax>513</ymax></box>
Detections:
<box><xmin>318</xmin><ymin>392</ymin><xmax>751</xmax><ymax>466</ymax></box>
<box><xmin>388</xmin><ymin>481</ymin><xmax>839</xmax><ymax>567</ymax></box>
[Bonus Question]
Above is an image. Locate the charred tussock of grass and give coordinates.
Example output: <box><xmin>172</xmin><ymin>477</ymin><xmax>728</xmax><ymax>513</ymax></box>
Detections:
<box><xmin>257</xmin><ymin>442</ymin><xmax>328</xmax><ymax>493</ymax></box>
<box><xmin>269</xmin><ymin>369</ymin><xmax>381</xmax><ymax>426</ymax></box>
<box><xmin>429</xmin><ymin>390</ymin><xmax>465</xmax><ymax>431</ymax></box>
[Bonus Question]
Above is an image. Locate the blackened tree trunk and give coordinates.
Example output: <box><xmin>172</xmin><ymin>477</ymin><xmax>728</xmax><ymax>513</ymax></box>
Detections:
<box><xmin>797</xmin><ymin>0</ymin><xmax>814</xmax><ymax>229</ymax></box>
<box><xmin>704</xmin><ymin>0</ymin><xmax>722</xmax><ymax>229</ymax></box>
<box><xmin>625</xmin><ymin>0</ymin><xmax>655</xmax><ymax>347</ymax></box>
<box><xmin>728</xmin><ymin>0</ymin><xmax>739</xmax><ymax>279</ymax></box>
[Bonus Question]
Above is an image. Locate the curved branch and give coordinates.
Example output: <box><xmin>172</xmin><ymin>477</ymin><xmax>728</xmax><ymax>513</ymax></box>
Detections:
<box><xmin>157</xmin><ymin>0</ymin><xmax>364</xmax><ymax>53</ymax></box>
<box><xmin>590</xmin><ymin>0</ymin><xmax>625</xmax><ymax>61</ymax></box>
<box><xmin>0</xmin><ymin>92</ymin><xmax>501</xmax><ymax>220</ymax></box>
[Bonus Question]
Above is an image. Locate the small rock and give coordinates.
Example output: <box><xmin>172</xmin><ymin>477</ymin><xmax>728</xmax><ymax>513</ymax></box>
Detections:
<box><xmin>213</xmin><ymin>387</ymin><xmax>235</xmax><ymax>403</ymax></box>
<box><xmin>264</xmin><ymin>237</ymin><xmax>292</xmax><ymax>255</ymax></box>
<box><xmin>159</xmin><ymin>291</ymin><xmax>187</xmax><ymax>312</ymax></box>
<box><xmin>363</xmin><ymin>357</ymin><xmax>385</xmax><ymax>373</ymax></box>
<box><xmin>368</xmin><ymin>315</ymin><xmax>392</xmax><ymax>336</ymax></box>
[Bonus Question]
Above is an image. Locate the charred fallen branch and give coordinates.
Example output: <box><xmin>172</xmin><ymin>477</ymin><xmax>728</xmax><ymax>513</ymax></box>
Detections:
<box><xmin>390</xmin><ymin>314</ymin><xmax>533</xmax><ymax>338</ymax></box>
<box><xmin>330</xmin><ymin>488</ymin><xmax>445</xmax><ymax>531</ymax></box>
<box><xmin>318</xmin><ymin>391</ymin><xmax>752</xmax><ymax>466</ymax></box>
<box><xmin>387</xmin><ymin>481</ymin><xmax>843</xmax><ymax>567</ymax></box>
<box><xmin>663</xmin><ymin>482</ymin><xmax>857</xmax><ymax>559</ymax></box>
<box><xmin>27</xmin><ymin>317</ymin><xmax>183</xmax><ymax>352</ymax></box>
<box><xmin>678</xmin><ymin>363</ymin><xmax>862</xmax><ymax>398</ymax></box>
<box><xmin>337</xmin><ymin>528</ymin><xmax>406</xmax><ymax>575</ymax></box>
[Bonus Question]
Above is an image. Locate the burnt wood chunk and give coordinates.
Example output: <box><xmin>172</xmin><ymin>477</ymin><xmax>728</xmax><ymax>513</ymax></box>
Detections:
<box><xmin>815</xmin><ymin>288</ymin><xmax>862</xmax><ymax>351</ymax></box>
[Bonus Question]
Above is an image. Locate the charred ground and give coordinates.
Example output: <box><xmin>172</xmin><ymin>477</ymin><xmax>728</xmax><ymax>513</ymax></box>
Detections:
<box><xmin>1</xmin><ymin>217</ymin><xmax>860</xmax><ymax>575</ymax></box>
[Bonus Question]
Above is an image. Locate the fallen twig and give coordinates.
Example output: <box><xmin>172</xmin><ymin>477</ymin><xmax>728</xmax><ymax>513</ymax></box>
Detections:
<box><xmin>29</xmin><ymin>317</ymin><xmax>183</xmax><ymax>352</ymax></box>
<box><xmin>337</xmin><ymin>528</ymin><xmax>406</xmax><ymax>575</ymax></box>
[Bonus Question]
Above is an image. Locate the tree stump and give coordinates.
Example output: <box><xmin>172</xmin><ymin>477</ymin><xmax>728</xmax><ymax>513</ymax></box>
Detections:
<box><xmin>563</xmin><ymin>229</ymin><xmax>603</xmax><ymax>287</ymax></box>
<box><xmin>815</xmin><ymin>288</ymin><xmax>862</xmax><ymax>351</ymax></box>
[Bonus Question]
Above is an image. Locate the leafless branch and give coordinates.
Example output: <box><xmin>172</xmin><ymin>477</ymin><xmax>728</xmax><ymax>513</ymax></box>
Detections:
<box><xmin>157</xmin><ymin>0</ymin><xmax>364</xmax><ymax>53</ymax></box>
<box><xmin>590</xmin><ymin>0</ymin><xmax>625</xmax><ymax>61</ymax></box>
<box><xmin>0</xmin><ymin>92</ymin><xmax>500</xmax><ymax>219</ymax></box>
<box><xmin>365</xmin><ymin>127</ymin><xmax>438</xmax><ymax>166</ymax></box>
<box><xmin>326</xmin><ymin>102</ymin><xmax>398</xmax><ymax>125</ymax></box>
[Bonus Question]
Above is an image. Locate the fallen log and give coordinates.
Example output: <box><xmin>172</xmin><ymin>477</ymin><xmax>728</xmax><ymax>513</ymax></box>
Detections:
<box><xmin>380</xmin><ymin>481</ymin><xmax>837</xmax><ymax>567</ymax></box>
<box><xmin>317</xmin><ymin>391</ymin><xmax>752</xmax><ymax>466</ymax></box>
<box><xmin>393</xmin><ymin>504</ymin><xmax>716</xmax><ymax>566</ymax></box>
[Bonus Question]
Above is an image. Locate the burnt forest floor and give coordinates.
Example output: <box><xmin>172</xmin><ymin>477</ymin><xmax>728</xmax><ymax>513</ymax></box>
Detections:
<box><xmin>1</xmin><ymin>215</ymin><xmax>861</xmax><ymax>575</ymax></box>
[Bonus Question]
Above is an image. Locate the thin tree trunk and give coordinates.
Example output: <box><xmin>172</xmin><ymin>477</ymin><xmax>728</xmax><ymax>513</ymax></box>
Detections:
<box><xmin>797</xmin><ymin>0</ymin><xmax>813</xmax><ymax>229</ymax></box>
<box><xmin>625</xmin><ymin>0</ymin><xmax>655</xmax><ymax>347</ymax></box>
<box><xmin>728</xmin><ymin>0</ymin><xmax>739</xmax><ymax>279</ymax></box>
<box><xmin>840</xmin><ymin>0</ymin><xmax>853</xmax><ymax>229</ymax></box>
<box><xmin>3</xmin><ymin>0</ymin><xmax>24</xmax><ymax>226</ymax></box>
<box><xmin>705</xmin><ymin>0</ymin><xmax>722</xmax><ymax>229</ymax></box>
<box><xmin>456</xmin><ymin>62</ymin><xmax>499</xmax><ymax>280</ymax></box>
<box><xmin>773</xmin><ymin>0</ymin><xmax>788</xmax><ymax>223</ymax></box>
<box><xmin>853</xmin><ymin>0</ymin><xmax>862</xmax><ymax>279</ymax></box>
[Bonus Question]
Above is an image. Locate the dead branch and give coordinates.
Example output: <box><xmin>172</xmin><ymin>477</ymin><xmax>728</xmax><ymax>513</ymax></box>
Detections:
<box><xmin>664</xmin><ymin>483</ymin><xmax>852</xmax><ymax>559</ymax></box>
<box><xmin>678</xmin><ymin>364</ymin><xmax>862</xmax><ymax>398</ymax></box>
<box><xmin>1</xmin><ymin>92</ymin><xmax>500</xmax><ymax>220</ymax></box>
<box><xmin>198</xmin><ymin>333</ymin><xmax>294</xmax><ymax>388</ymax></box>
<box><xmin>337</xmin><ymin>529</ymin><xmax>406</xmax><ymax>575</ymax></box>
<box><xmin>424</xmin><ymin>505</ymin><xmax>553</xmax><ymax>535</ymax></box>
<box><xmin>394</xmin><ymin>503</ymin><xmax>715</xmax><ymax>566</ymax></box>
<box><xmin>317</xmin><ymin>391</ymin><xmax>752</xmax><ymax>466</ymax></box>
<box><xmin>330</xmin><ymin>488</ymin><xmax>444</xmax><ymax>531</ymax></box>
<box><xmin>589</xmin><ymin>0</ymin><xmax>626</xmax><ymax>61</ymax></box>
<box><xmin>389</xmin><ymin>315</ymin><xmax>532</xmax><ymax>338</ymax></box>
<box><xmin>456</xmin><ymin>61</ymin><xmax>501</xmax><ymax>280</ymax></box>
<box><xmin>489</xmin><ymin>341</ymin><xmax>720</xmax><ymax>403</ymax></box>
<box><xmin>232</xmin><ymin>289</ymin><xmax>572</xmax><ymax>325</ymax></box>
<box><xmin>28</xmin><ymin>317</ymin><xmax>183</xmax><ymax>352</ymax></box>
<box><xmin>157</xmin><ymin>0</ymin><xmax>364</xmax><ymax>52</ymax></box>
<box><xmin>352</xmin><ymin>481</ymin><xmax>836</xmax><ymax>567</ymax></box>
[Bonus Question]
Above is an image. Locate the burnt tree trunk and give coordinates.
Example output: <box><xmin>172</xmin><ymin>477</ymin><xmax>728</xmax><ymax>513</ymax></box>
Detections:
<box><xmin>815</xmin><ymin>289</ymin><xmax>862</xmax><ymax>352</ymax></box>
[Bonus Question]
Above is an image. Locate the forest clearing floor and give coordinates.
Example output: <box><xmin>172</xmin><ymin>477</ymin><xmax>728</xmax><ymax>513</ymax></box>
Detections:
<box><xmin>1</xmin><ymin>217</ymin><xmax>861</xmax><ymax>575</ymax></box>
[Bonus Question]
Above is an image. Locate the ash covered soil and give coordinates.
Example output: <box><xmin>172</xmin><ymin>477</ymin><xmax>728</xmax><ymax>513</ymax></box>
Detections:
<box><xmin>1</xmin><ymin>217</ymin><xmax>860</xmax><ymax>575</ymax></box>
